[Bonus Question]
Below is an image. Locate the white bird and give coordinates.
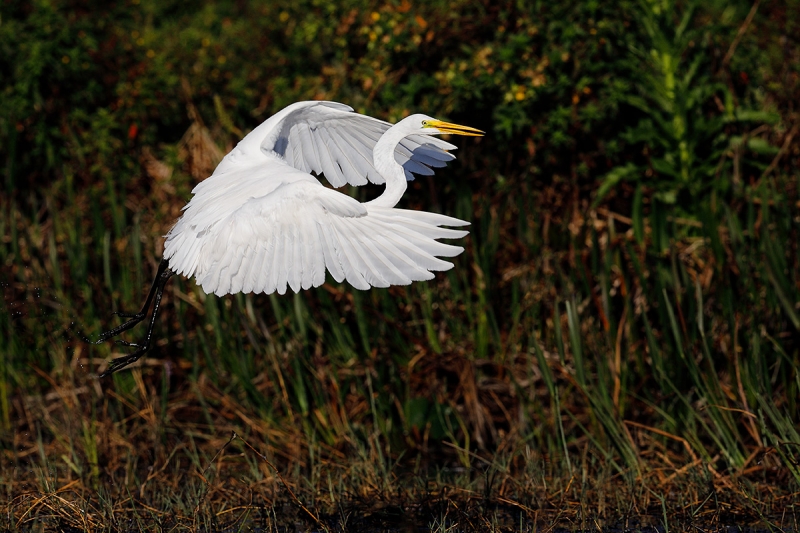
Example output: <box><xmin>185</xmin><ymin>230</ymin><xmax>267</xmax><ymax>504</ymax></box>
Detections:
<box><xmin>82</xmin><ymin>100</ymin><xmax>483</xmax><ymax>375</ymax></box>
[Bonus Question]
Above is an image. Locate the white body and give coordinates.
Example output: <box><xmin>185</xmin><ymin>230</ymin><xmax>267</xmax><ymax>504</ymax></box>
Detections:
<box><xmin>163</xmin><ymin>101</ymin><xmax>471</xmax><ymax>296</ymax></box>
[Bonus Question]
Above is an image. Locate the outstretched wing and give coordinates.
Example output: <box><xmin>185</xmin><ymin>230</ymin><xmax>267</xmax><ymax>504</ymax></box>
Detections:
<box><xmin>164</xmin><ymin>174</ymin><xmax>468</xmax><ymax>296</ymax></box>
<box><xmin>259</xmin><ymin>101</ymin><xmax>457</xmax><ymax>187</ymax></box>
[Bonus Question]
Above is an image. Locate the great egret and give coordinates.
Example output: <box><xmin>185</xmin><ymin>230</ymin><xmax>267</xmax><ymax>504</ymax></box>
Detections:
<box><xmin>84</xmin><ymin>101</ymin><xmax>483</xmax><ymax>376</ymax></box>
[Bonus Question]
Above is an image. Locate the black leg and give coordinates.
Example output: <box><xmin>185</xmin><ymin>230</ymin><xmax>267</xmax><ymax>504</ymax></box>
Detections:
<box><xmin>100</xmin><ymin>263</ymin><xmax>173</xmax><ymax>376</ymax></box>
<box><xmin>73</xmin><ymin>258</ymin><xmax>174</xmax><ymax>376</ymax></box>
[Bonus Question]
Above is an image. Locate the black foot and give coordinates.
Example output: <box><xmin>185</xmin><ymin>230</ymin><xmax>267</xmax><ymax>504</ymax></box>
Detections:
<box><xmin>72</xmin><ymin>258</ymin><xmax>174</xmax><ymax>377</ymax></box>
<box><xmin>101</xmin><ymin>348</ymin><xmax>148</xmax><ymax>377</ymax></box>
<box><xmin>114</xmin><ymin>339</ymin><xmax>142</xmax><ymax>348</ymax></box>
<box><xmin>70</xmin><ymin>321</ymin><xmax>101</xmax><ymax>345</ymax></box>
<box><xmin>113</xmin><ymin>310</ymin><xmax>146</xmax><ymax>319</ymax></box>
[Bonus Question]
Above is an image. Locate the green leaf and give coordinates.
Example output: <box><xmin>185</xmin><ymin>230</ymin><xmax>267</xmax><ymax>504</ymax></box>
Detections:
<box><xmin>651</xmin><ymin>158</ymin><xmax>681</xmax><ymax>179</ymax></box>
<box><xmin>654</xmin><ymin>189</ymin><xmax>678</xmax><ymax>204</ymax></box>
<box><xmin>594</xmin><ymin>163</ymin><xmax>640</xmax><ymax>205</ymax></box>
<box><xmin>725</xmin><ymin>110</ymin><xmax>781</xmax><ymax>124</ymax></box>
<box><xmin>633</xmin><ymin>184</ymin><xmax>645</xmax><ymax>244</ymax></box>
<box><xmin>747</xmin><ymin>137</ymin><xmax>780</xmax><ymax>155</ymax></box>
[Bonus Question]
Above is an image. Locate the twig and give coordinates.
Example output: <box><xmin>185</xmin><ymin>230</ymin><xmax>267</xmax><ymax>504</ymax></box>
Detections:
<box><xmin>193</xmin><ymin>432</ymin><xmax>237</xmax><ymax>517</ymax></box>
<box><xmin>760</xmin><ymin>125</ymin><xmax>798</xmax><ymax>181</ymax></box>
<box><xmin>595</xmin><ymin>206</ymin><xmax>632</xmax><ymax>226</ymax></box>
<box><xmin>722</xmin><ymin>0</ymin><xmax>760</xmax><ymax>67</ymax></box>
<box><xmin>235</xmin><ymin>432</ymin><xmax>326</xmax><ymax>531</ymax></box>
<box><xmin>624</xmin><ymin>420</ymin><xmax>699</xmax><ymax>463</ymax></box>
<box><xmin>702</xmin><ymin>404</ymin><xmax>757</xmax><ymax>417</ymax></box>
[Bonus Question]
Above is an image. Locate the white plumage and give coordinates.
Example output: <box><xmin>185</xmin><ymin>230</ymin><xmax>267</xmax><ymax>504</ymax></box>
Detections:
<box><xmin>163</xmin><ymin>100</ymin><xmax>483</xmax><ymax>296</ymax></box>
<box><xmin>83</xmin><ymin>101</ymin><xmax>483</xmax><ymax>375</ymax></box>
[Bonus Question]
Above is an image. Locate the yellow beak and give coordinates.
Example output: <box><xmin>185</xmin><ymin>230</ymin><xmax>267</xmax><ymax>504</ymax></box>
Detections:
<box><xmin>426</xmin><ymin>120</ymin><xmax>484</xmax><ymax>137</ymax></box>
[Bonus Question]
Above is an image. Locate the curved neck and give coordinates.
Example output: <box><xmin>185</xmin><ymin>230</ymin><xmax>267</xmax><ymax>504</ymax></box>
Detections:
<box><xmin>364</xmin><ymin>126</ymin><xmax>410</xmax><ymax>208</ymax></box>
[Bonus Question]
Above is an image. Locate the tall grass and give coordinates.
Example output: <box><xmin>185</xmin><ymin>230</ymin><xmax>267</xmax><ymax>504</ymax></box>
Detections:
<box><xmin>2</xmin><ymin>163</ymin><xmax>797</xmax><ymax>489</ymax></box>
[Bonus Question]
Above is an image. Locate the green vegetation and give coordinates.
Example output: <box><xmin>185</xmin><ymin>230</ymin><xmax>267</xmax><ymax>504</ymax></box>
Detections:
<box><xmin>1</xmin><ymin>0</ymin><xmax>799</xmax><ymax>530</ymax></box>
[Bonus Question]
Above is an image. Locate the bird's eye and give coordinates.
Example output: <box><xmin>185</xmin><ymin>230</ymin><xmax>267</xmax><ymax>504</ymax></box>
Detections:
<box><xmin>422</xmin><ymin>120</ymin><xmax>428</xmax><ymax>126</ymax></box>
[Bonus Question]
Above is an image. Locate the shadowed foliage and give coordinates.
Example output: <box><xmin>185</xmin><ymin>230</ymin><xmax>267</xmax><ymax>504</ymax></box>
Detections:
<box><xmin>1</xmin><ymin>0</ymin><xmax>799</xmax><ymax>530</ymax></box>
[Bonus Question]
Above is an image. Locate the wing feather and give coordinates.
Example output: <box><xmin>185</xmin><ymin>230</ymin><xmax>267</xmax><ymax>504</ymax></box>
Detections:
<box><xmin>267</xmin><ymin>228</ymin><xmax>284</xmax><ymax>295</ymax></box>
<box><xmin>356</xmin><ymin>230</ymin><xmax>413</xmax><ymax>285</ymax></box>
<box><xmin>404</xmin><ymin>148</ymin><xmax>453</xmax><ymax>168</ymax></box>
<box><xmin>372</xmin><ymin>220</ymin><xmax>465</xmax><ymax>259</ymax></box>
<box><xmin>260</xmin><ymin>240</ymin><xmax>274</xmax><ymax>291</ymax></box>
<box><xmin>243</xmin><ymin>243</ymin><xmax>265</xmax><ymax>294</ymax></box>
<box><xmin>227</xmin><ymin>245</ymin><xmax>248</xmax><ymax>294</ymax></box>
<box><xmin>380</xmin><ymin>231</ymin><xmax>457</xmax><ymax>271</ymax></box>
<box><xmin>296</xmin><ymin>124</ymin><xmax>320</xmax><ymax>172</ymax></box>
<box><xmin>315</xmin><ymin>126</ymin><xmax>346</xmax><ymax>187</ymax></box>
<box><xmin>362</xmin><ymin>231</ymin><xmax>435</xmax><ymax>280</ymax></box>
<box><xmin>327</xmin><ymin>124</ymin><xmax>372</xmax><ymax>186</ymax></box>
<box><xmin>318</xmin><ymin>222</ymin><xmax>345</xmax><ymax>283</ymax></box>
<box><xmin>329</xmin><ymin>222</ymin><xmax>378</xmax><ymax>289</ymax></box>
<box><xmin>259</xmin><ymin>102</ymin><xmax>458</xmax><ymax>187</ymax></box>
<box><xmin>308</xmin><ymin>220</ymin><xmax>326</xmax><ymax>288</ymax></box>
<box><xmin>281</xmin><ymin>225</ymin><xmax>295</xmax><ymax>295</ymax></box>
<box><xmin>403</xmin><ymin>159</ymin><xmax>435</xmax><ymax>176</ymax></box>
<box><xmin>297</xmin><ymin>216</ymin><xmax>315</xmax><ymax>291</ymax></box>
<box><xmin>288</xmin><ymin>220</ymin><xmax>303</xmax><ymax>293</ymax></box>
<box><xmin>166</xmin><ymin>178</ymin><xmax>470</xmax><ymax>295</ymax></box>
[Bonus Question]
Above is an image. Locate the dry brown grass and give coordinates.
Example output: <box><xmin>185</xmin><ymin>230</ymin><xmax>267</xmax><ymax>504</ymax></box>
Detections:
<box><xmin>2</xmin><ymin>351</ymin><xmax>797</xmax><ymax>532</ymax></box>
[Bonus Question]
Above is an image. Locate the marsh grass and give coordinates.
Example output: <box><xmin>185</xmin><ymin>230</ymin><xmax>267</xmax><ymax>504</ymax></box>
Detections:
<box><xmin>2</xmin><ymin>171</ymin><xmax>799</xmax><ymax>530</ymax></box>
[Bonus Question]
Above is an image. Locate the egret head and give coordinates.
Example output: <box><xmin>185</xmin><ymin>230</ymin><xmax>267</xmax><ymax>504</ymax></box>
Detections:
<box><xmin>401</xmin><ymin>114</ymin><xmax>484</xmax><ymax>137</ymax></box>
